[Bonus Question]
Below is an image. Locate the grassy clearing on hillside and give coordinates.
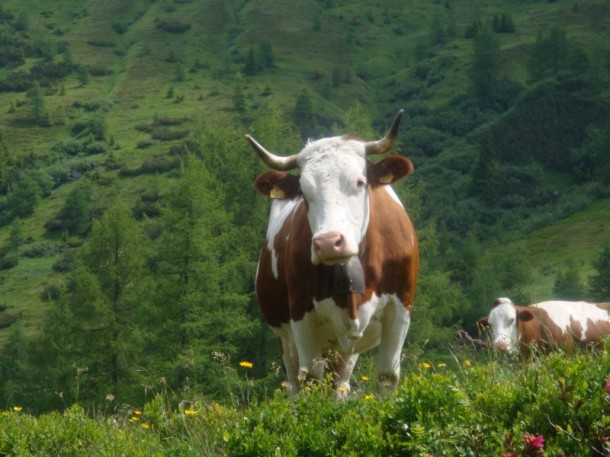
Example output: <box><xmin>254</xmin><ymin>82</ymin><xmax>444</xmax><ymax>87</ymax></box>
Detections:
<box><xmin>523</xmin><ymin>197</ymin><xmax>610</xmax><ymax>300</ymax></box>
<box><xmin>1</xmin><ymin>345</ymin><xmax>609</xmax><ymax>456</ymax></box>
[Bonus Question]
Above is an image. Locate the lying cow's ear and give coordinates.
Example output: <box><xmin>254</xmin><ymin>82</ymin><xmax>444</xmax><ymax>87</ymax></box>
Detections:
<box><xmin>477</xmin><ymin>317</ymin><xmax>490</xmax><ymax>330</ymax></box>
<box><xmin>255</xmin><ymin>171</ymin><xmax>301</xmax><ymax>199</ymax></box>
<box><xmin>517</xmin><ymin>309</ymin><xmax>535</xmax><ymax>322</ymax></box>
<box><xmin>368</xmin><ymin>156</ymin><xmax>414</xmax><ymax>187</ymax></box>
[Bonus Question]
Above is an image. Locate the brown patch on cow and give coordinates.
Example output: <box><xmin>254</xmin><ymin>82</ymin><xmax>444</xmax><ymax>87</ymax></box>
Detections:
<box><xmin>518</xmin><ymin>306</ymin><xmax>568</xmax><ymax>353</ymax></box>
<box><xmin>583</xmin><ymin>315</ymin><xmax>610</xmax><ymax>343</ymax></box>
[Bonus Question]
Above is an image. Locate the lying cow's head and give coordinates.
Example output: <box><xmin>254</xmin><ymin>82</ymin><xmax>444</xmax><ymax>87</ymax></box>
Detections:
<box><xmin>477</xmin><ymin>297</ymin><xmax>535</xmax><ymax>354</ymax></box>
<box><xmin>247</xmin><ymin>110</ymin><xmax>413</xmax><ymax>266</ymax></box>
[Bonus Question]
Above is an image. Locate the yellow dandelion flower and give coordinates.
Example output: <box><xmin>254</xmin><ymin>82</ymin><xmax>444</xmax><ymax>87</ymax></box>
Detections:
<box><xmin>438</xmin><ymin>363</ymin><xmax>447</xmax><ymax>368</ymax></box>
<box><xmin>239</xmin><ymin>361</ymin><xmax>253</xmax><ymax>369</ymax></box>
<box><xmin>134</xmin><ymin>410</ymin><xmax>142</xmax><ymax>415</ymax></box>
<box><xmin>130</xmin><ymin>416</ymin><xmax>140</xmax><ymax>422</ymax></box>
<box><xmin>463</xmin><ymin>359</ymin><xmax>472</xmax><ymax>367</ymax></box>
<box><xmin>419</xmin><ymin>362</ymin><xmax>431</xmax><ymax>369</ymax></box>
<box><xmin>13</xmin><ymin>406</ymin><xmax>22</xmax><ymax>412</ymax></box>
<box><xmin>184</xmin><ymin>409</ymin><xmax>196</xmax><ymax>416</ymax></box>
<box><xmin>337</xmin><ymin>386</ymin><xmax>347</xmax><ymax>393</ymax></box>
<box><xmin>360</xmin><ymin>375</ymin><xmax>369</xmax><ymax>382</ymax></box>
<box><xmin>141</xmin><ymin>423</ymin><xmax>150</xmax><ymax>429</ymax></box>
<box><xmin>364</xmin><ymin>394</ymin><xmax>374</xmax><ymax>400</ymax></box>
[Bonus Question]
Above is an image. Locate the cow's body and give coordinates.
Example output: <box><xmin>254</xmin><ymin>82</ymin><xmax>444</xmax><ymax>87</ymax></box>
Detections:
<box><xmin>478</xmin><ymin>297</ymin><xmax>610</xmax><ymax>356</ymax></box>
<box><xmin>247</xmin><ymin>110</ymin><xmax>418</xmax><ymax>394</ymax></box>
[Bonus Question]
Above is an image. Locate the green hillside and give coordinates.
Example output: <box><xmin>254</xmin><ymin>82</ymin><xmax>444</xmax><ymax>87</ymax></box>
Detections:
<box><xmin>0</xmin><ymin>0</ymin><xmax>609</xmax><ymax>411</ymax></box>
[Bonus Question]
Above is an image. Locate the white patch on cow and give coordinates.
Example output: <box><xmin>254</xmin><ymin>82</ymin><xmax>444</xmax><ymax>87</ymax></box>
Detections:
<box><xmin>297</xmin><ymin>137</ymin><xmax>370</xmax><ymax>263</ymax></box>
<box><xmin>263</xmin><ymin>197</ymin><xmax>303</xmax><ymax>278</ymax></box>
<box><xmin>534</xmin><ymin>300</ymin><xmax>610</xmax><ymax>340</ymax></box>
<box><xmin>487</xmin><ymin>300</ymin><xmax>519</xmax><ymax>354</ymax></box>
<box><xmin>383</xmin><ymin>185</ymin><xmax>403</xmax><ymax>207</ymax></box>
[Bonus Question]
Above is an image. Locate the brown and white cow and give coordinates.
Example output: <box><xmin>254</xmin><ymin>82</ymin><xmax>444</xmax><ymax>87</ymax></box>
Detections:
<box><xmin>477</xmin><ymin>297</ymin><xmax>610</xmax><ymax>356</ymax></box>
<box><xmin>245</xmin><ymin>110</ymin><xmax>418</xmax><ymax>395</ymax></box>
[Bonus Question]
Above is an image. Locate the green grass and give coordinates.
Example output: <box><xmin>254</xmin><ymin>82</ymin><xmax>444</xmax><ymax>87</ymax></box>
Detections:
<box><xmin>1</xmin><ymin>345</ymin><xmax>609</xmax><ymax>456</ymax></box>
<box><xmin>521</xmin><ymin>197</ymin><xmax>610</xmax><ymax>301</ymax></box>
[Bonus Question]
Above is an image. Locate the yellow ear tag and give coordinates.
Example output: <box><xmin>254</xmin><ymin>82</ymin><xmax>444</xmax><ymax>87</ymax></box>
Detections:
<box><xmin>270</xmin><ymin>186</ymin><xmax>285</xmax><ymax>199</ymax></box>
<box><xmin>379</xmin><ymin>173</ymin><xmax>394</xmax><ymax>184</ymax></box>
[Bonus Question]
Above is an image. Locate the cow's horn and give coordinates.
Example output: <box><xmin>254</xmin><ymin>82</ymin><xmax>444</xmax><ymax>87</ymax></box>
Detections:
<box><xmin>245</xmin><ymin>135</ymin><xmax>299</xmax><ymax>171</ymax></box>
<box><xmin>364</xmin><ymin>109</ymin><xmax>404</xmax><ymax>156</ymax></box>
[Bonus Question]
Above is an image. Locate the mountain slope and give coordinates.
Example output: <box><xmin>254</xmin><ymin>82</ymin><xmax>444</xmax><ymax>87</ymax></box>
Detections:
<box><xmin>0</xmin><ymin>0</ymin><xmax>609</xmax><ymax>347</ymax></box>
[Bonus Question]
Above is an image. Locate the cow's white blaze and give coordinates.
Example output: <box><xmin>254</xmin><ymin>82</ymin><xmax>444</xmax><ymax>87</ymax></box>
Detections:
<box><xmin>297</xmin><ymin>137</ymin><xmax>370</xmax><ymax>264</ymax></box>
<box><xmin>487</xmin><ymin>299</ymin><xmax>520</xmax><ymax>354</ymax></box>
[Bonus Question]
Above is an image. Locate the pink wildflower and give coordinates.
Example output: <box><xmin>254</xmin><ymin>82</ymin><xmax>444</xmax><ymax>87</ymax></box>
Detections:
<box><xmin>523</xmin><ymin>434</ymin><xmax>545</xmax><ymax>449</ymax></box>
<box><xmin>605</xmin><ymin>379</ymin><xmax>610</xmax><ymax>394</ymax></box>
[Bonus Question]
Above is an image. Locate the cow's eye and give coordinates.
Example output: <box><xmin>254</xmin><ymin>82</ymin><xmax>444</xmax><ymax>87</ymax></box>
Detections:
<box><xmin>356</xmin><ymin>177</ymin><xmax>367</xmax><ymax>189</ymax></box>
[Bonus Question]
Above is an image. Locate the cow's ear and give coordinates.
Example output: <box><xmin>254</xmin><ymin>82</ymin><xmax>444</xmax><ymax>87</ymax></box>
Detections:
<box><xmin>477</xmin><ymin>317</ymin><xmax>490</xmax><ymax>330</ymax></box>
<box><xmin>368</xmin><ymin>156</ymin><xmax>414</xmax><ymax>187</ymax></box>
<box><xmin>517</xmin><ymin>309</ymin><xmax>535</xmax><ymax>322</ymax></box>
<box><xmin>255</xmin><ymin>171</ymin><xmax>301</xmax><ymax>199</ymax></box>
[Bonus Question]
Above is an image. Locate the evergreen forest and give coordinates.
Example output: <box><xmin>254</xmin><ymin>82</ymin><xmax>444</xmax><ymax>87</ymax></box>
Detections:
<box><xmin>0</xmin><ymin>0</ymin><xmax>609</xmax><ymax>420</ymax></box>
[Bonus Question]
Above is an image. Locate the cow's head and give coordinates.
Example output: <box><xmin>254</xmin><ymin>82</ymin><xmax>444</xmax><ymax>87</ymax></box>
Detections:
<box><xmin>477</xmin><ymin>297</ymin><xmax>534</xmax><ymax>354</ymax></box>
<box><xmin>247</xmin><ymin>110</ymin><xmax>413</xmax><ymax>266</ymax></box>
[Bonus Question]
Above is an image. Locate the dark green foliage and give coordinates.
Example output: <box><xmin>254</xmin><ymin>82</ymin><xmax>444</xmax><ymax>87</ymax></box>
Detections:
<box><xmin>553</xmin><ymin>259</ymin><xmax>586</xmax><ymax>300</ymax></box>
<box><xmin>469</xmin><ymin>24</ymin><xmax>501</xmax><ymax>104</ymax></box>
<box><xmin>527</xmin><ymin>27</ymin><xmax>589</xmax><ymax>83</ymax></box>
<box><xmin>293</xmin><ymin>88</ymin><xmax>316</xmax><ymax>139</ymax></box>
<box><xmin>589</xmin><ymin>244</ymin><xmax>610</xmax><ymax>302</ymax></box>
<box><xmin>52</xmin><ymin>181</ymin><xmax>94</xmax><ymax>236</ymax></box>
<box><xmin>26</xmin><ymin>82</ymin><xmax>50</xmax><ymax>126</ymax></box>
<box><xmin>156</xmin><ymin>20</ymin><xmax>192</xmax><ymax>34</ymax></box>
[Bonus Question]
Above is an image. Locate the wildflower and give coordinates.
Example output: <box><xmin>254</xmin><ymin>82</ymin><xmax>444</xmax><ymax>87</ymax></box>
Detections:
<box><xmin>140</xmin><ymin>423</ymin><xmax>150</xmax><ymax>430</ymax></box>
<box><xmin>605</xmin><ymin>379</ymin><xmax>610</xmax><ymax>394</ymax></box>
<box><xmin>360</xmin><ymin>375</ymin><xmax>369</xmax><ymax>382</ymax></box>
<box><xmin>13</xmin><ymin>406</ymin><xmax>22</xmax><ymax>412</ymax></box>
<box><xmin>2</xmin><ymin>411</ymin><xmax>8</xmax><ymax>417</ymax></box>
<box><xmin>463</xmin><ymin>359</ymin><xmax>472</xmax><ymax>367</ymax></box>
<box><xmin>184</xmin><ymin>409</ymin><xmax>196</xmax><ymax>416</ymax></box>
<box><xmin>130</xmin><ymin>416</ymin><xmax>140</xmax><ymax>422</ymax></box>
<box><xmin>239</xmin><ymin>361</ymin><xmax>253</xmax><ymax>369</ymax></box>
<box><xmin>364</xmin><ymin>394</ymin><xmax>374</xmax><ymax>400</ymax></box>
<box><xmin>438</xmin><ymin>363</ymin><xmax>447</xmax><ymax>369</ymax></box>
<box><xmin>134</xmin><ymin>410</ymin><xmax>142</xmax><ymax>416</ymax></box>
<box><xmin>419</xmin><ymin>362</ymin><xmax>431</xmax><ymax>369</ymax></box>
<box><xmin>523</xmin><ymin>434</ymin><xmax>545</xmax><ymax>449</ymax></box>
<box><xmin>337</xmin><ymin>386</ymin><xmax>347</xmax><ymax>393</ymax></box>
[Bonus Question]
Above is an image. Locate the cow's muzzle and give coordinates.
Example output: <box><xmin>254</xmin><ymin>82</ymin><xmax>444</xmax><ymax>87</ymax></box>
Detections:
<box><xmin>312</xmin><ymin>231</ymin><xmax>353</xmax><ymax>265</ymax></box>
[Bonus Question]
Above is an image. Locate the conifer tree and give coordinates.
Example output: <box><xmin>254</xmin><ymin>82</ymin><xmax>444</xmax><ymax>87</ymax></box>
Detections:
<box><xmin>589</xmin><ymin>244</ymin><xmax>610</xmax><ymax>302</ymax></box>
<box><xmin>26</xmin><ymin>81</ymin><xmax>51</xmax><ymax>126</ymax></box>
<box><xmin>470</xmin><ymin>25</ymin><xmax>501</xmax><ymax>104</ymax></box>
<box><xmin>35</xmin><ymin>204</ymin><xmax>150</xmax><ymax>407</ymax></box>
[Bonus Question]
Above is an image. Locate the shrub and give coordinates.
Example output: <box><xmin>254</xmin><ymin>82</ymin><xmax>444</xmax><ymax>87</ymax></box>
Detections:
<box><xmin>156</xmin><ymin>20</ymin><xmax>191</xmax><ymax>34</ymax></box>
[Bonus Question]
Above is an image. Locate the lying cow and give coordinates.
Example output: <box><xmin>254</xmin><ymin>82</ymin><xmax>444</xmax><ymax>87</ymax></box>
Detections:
<box><xmin>477</xmin><ymin>297</ymin><xmax>610</xmax><ymax>356</ymax></box>
<box><xmin>246</xmin><ymin>110</ymin><xmax>419</xmax><ymax>395</ymax></box>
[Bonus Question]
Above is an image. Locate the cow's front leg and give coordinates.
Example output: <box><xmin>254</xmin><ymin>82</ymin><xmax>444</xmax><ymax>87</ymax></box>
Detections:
<box><xmin>276</xmin><ymin>326</ymin><xmax>299</xmax><ymax>396</ymax></box>
<box><xmin>331</xmin><ymin>352</ymin><xmax>359</xmax><ymax>398</ymax></box>
<box><xmin>376</xmin><ymin>299</ymin><xmax>411</xmax><ymax>387</ymax></box>
<box><xmin>291</xmin><ymin>312</ymin><xmax>324</xmax><ymax>384</ymax></box>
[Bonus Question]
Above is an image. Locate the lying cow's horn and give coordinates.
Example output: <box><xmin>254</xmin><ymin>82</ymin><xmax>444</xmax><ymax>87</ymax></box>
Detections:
<box><xmin>245</xmin><ymin>135</ymin><xmax>299</xmax><ymax>171</ymax></box>
<box><xmin>364</xmin><ymin>109</ymin><xmax>404</xmax><ymax>156</ymax></box>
